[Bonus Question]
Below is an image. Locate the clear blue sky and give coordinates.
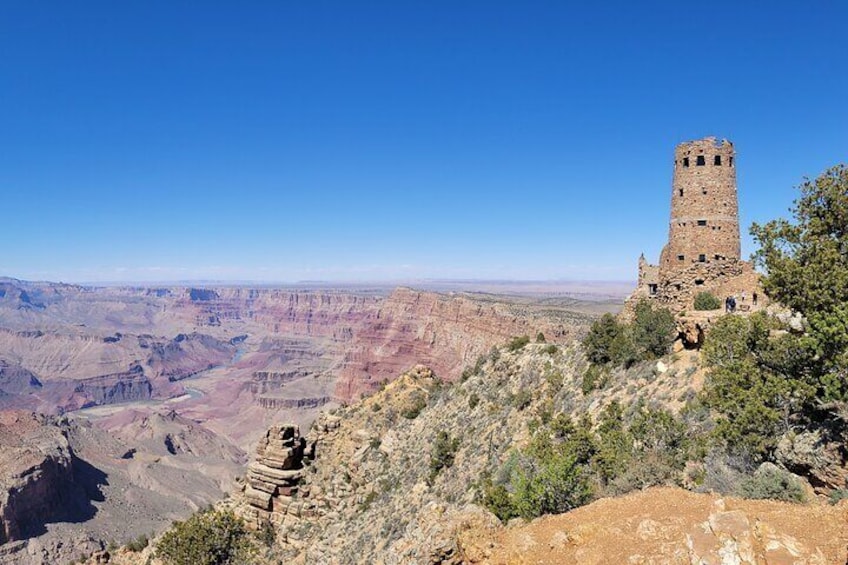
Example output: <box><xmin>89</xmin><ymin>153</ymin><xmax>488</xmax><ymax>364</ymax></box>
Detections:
<box><xmin>1</xmin><ymin>2</ymin><xmax>846</xmax><ymax>283</ymax></box>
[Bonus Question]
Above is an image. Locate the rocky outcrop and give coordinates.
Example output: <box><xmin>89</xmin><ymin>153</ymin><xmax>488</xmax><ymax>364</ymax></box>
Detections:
<box><xmin>173</xmin><ymin>288</ymin><xmax>381</xmax><ymax>337</ymax></box>
<box><xmin>250</xmin><ymin>370</ymin><xmax>314</xmax><ymax>394</ymax></box>
<box><xmin>0</xmin><ymin>412</ymin><xmax>76</xmax><ymax>544</ymax></box>
<box><xmin>0</xmin><ymin>281</ymin><xmax>46</xmax><ymax>310</ymax></box>
<box><xmin>236</xmin><ymin>424</ymin><xmax>316</xmax><ymax>533</ymax></box>
<box><xmin>188</xmin><ymin>288</ymin><xmax>219</xmax><ymax>302</ymax></box>
<box><xmin>675</xmin><ymin>312</ymin><xmax>720</xmax><ymax>349</ymax></box>
<box><xmin>1</xmin><ymin>365</ymin><xmax>156</xmax><ymax>413</ymax></box>
<box><xmin>775</xmin><ymin>428</ymin><xmax>848</xmax><ymax>491</ymax></box>
<box><xmin>0</xmin><ymin>328</ymin><xmax>236</xmax><ymax>412</ymax></box>
<box><xmin>0</xmin><ymin>408</ymin><xmax>250</xmax><ymax>564</ymax></box>
<box><xmin>101</xmin><ymin>409</ymin><xmax>247</xmax><ymax>465</ymax></box>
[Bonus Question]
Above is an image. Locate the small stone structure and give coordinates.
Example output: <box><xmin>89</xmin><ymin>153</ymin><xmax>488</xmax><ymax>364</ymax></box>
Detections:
<box><xmin>630</xmin><ymin>137</ymin><xmax>765</xmax><ymax>317</ymax></box>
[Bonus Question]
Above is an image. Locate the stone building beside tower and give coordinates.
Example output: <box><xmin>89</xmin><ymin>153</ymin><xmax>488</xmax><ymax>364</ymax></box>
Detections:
<box><xmin>630</xmin><ymin>137</ymin><xmax>764</xmax><ymax>316</ymax></box>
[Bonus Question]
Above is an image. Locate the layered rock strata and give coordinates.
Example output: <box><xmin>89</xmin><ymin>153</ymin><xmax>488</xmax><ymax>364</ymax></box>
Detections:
<box><xmin>334</xmin><ymin>287</ymin><xmax>584</xmax><ymax>401</ymax></box>
<box><xmin>257</xmin><ymin>396</ymin><xmax>330</xmax><ymax>410</ymax></box>
<box><xmin>238</xmin><ymin>424</ymin><xmax>318</xmax><ymax>533</ymax></box>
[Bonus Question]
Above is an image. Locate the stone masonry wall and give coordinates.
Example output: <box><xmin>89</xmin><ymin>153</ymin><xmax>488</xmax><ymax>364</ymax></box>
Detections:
<box><xmin>654</xmin><ymin>259</ymin><xmax>766</xmax><ymax>313</ymax></box>
<box><xmin>659</xmin><ymin>137</ymin><xmax>740</xmax><ymax>280</ymax></box>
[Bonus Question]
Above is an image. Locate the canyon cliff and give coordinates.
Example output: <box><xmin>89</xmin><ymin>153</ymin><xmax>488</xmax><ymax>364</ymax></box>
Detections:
<box><xmin>0</xmin><ymin>279</ymin><xmax>604</xmax><ymax>432</ymax></box>
<box><xmin>0</xmin><ymin>411</ymin><xmax>77</xmax><ymax>545</ymax></box>
<box><xmin>0</xmin><ymin>277</ymin><xmax>620</xmax><ymax>563</ymax></box>
<box><xmin>0</xmin><ymin>408</ymin><xmax>247</xmax><ymax>565</ymax></box>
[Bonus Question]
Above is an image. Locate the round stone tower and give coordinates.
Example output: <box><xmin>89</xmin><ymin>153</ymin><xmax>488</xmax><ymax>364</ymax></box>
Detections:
<box><xmin>659</xmin><ymin>137</ymin><xmax>740</xmax><ymax>279</ymax></box>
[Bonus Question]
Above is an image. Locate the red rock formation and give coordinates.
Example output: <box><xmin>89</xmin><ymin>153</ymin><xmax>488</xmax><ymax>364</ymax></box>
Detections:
<box><xmin>333</xmin><ymin>288</ymin><xmax>583</xmax><ymax>401</ymax></box>
<box><xmin>157</xmin><ymin>286</ymin><xmax>591</xmax><ymax>404</ymax></box>
<box><xmin>173</xmin><ymin>288</ymin><xmax>381</xmax><ymax>339</ymax></box>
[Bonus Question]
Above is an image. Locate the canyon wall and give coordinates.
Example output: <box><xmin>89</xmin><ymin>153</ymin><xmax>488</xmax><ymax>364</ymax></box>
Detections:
<box><xmin>333</xmin><ymin>287</ymin><xmax>587</xmax><ymax>401</ymax></box>
<box><xmin>0</xmin><ymin>412</ymin><xmax>77</xmax><ymax>544</ymax></box>
<box><xmin>0</xmin><ymin>278</ymin><xmax>600</xmax><ymax>419</ymax></box>
<box><xmin>172</xmin><ymin>287</ymin><xmax>381</xmax><ymax>339</ymax></box>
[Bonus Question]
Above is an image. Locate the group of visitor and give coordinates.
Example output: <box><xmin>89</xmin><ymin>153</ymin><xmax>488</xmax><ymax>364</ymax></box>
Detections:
<box><xmin>725</xmin><ymin>291</ymin><xmax>758</xmax><ymax>313</ymax></box>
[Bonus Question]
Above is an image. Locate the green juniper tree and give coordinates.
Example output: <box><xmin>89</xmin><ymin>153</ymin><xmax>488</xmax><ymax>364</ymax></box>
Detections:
<box><xmin>751</xmin><ymin>164</ymin><xmax>848</xmax><ymax>400</ymax></box>
<box><xmin>702</xmin><ymin>165</ymin><xmax>848</xmax><ymax>461</ymax></box>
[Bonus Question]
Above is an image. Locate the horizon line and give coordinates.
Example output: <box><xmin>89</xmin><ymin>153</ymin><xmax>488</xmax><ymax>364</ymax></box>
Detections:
<box><xmin>1</xmin><ymin>275</ymin><xmax>636</xmax><ymax>288</ymax></box>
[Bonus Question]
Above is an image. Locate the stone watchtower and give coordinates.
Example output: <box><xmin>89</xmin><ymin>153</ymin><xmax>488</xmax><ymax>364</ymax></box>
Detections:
<box><xmin>659</xmin><ymin>138</ymin><xmax>740</xmax><ymax>279</ymax></box>
<box><xmin>631</xmin><ymin>136</ymin><xmax>763</xmax><ymax>316</ymax></box>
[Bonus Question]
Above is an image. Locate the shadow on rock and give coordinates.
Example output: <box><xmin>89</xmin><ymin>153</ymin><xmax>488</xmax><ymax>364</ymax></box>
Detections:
<box><xmin>69</xmin><ymin>454</ymin><xmax>108</xmax><ymax>506</ymax></box>
<box><xmin>9</xmin><ymin>455</ymin><xmax>108</xmax><ymax>541</ymax></box>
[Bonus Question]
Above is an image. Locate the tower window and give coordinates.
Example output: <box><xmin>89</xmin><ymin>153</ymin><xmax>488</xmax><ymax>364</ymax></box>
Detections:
<box><xmin>695</xmin><ymin>279</ymin><xmax>704</xmax><ymax>286</ymax></box>
<box><xmin>648</xmin><ymin>284</ymin><xmax>657</xmax><ymax>296</ymax></box>
<box><xmin>679</xmin><ymin>188</ymin><xmax>683</xmax><ymax>197</ymax></box>
<box><xmin>714</xmin><ymin>155</ymin><xmax>722</xmax><ymax>165</ymax></box>
<box><xmin>683</xmin><ymin>157</ymin><xmax>689</xmax><ymax>167</ymax></box>
<box><xmin>697</xmin><ymin>219</ymin><xmax>707</xmax><ymax>226</ymax></box>
<box><xmin>677</xmin><ymin>254</ymin><xmax>685</xmax><ymax>261</ymax></box>
<box><xmin>698</xmin><ymin>254</ymin><xmax>706</xmax><ymax>262</ymax></box>
<box><xmin>696</xmin><ymin>155</ymin><xmax>706</xmax><ymax>166</ymax></box>
<box><xmin>729</xmin><ymin>156</ymin><xmax>734</xmax><ymax>167</ymax></box>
